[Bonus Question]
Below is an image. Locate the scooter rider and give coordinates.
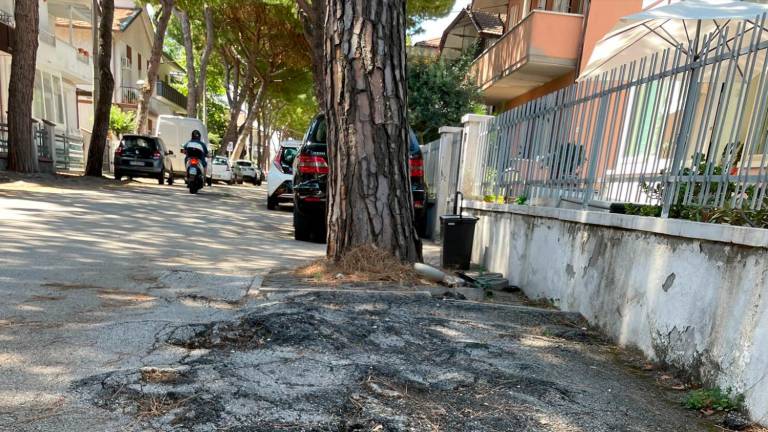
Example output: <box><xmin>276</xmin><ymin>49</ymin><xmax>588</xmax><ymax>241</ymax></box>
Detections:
<box><xmin>182</xmin><ymin>130</ymin><xmax>209</xmax><ymax>168</ymax></box>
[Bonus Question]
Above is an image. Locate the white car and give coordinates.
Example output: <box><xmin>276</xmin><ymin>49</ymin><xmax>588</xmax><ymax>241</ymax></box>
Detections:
<box><xmin>211</xmin><ymin>156</ymin><xmax>233</xmax><ymax>184</ymax></box>
<box><xmin>232</xmin><ymin>160</ymin><xmax>259</xmax><ymax>185</ymax></box>
<box><xmin>267</xmin><ymin>140</ymin><xmax>301</xmax><ymax>210</ymax></box>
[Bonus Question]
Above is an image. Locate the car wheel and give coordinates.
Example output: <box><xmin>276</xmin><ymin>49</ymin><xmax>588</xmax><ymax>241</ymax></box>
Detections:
<box><xmin>167</xmin><ymin>174</ymin><xmax>174</xmax><ymax>185</ymax></box>
<box><xmin>227</xmin><ymin>180</ymin><xmax>234</xmax><ymax>185</ymax></box>
<box><xmin>207</xmin><ymin>177</ymin><xmax>213</xmax><ymax>187</ymax></box>
<box><xmin>267</xmin><ymin>196</ymin><xmax>277</xmax><ymax>210</ymax></box>
<box><xmin>294</xmin><ymin>209</ymin><xmax>312</xmax><ymax>242</ymax></box>
<box><xmin>157</xmin><ymin>169</ymin><xmax>165</xmax><ymax>185</ymax></box>
<box><xmin>114</xmin><ymin>170</ymin><xmax>122</xmax><ymax>181</ymax></box>
<box><xmin>255</xmin><ymin>180</ymin><xmax>262</xmax><ymax>186</ymax></box>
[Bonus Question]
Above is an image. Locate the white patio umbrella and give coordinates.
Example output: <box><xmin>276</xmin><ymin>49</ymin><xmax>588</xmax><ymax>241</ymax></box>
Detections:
<box><xmin>580</xmin><ymin>0</ymin><xmax>768</xmax><ymax>79</ymax></box>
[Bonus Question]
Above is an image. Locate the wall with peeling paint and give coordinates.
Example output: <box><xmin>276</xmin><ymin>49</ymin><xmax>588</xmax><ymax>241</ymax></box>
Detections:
<box><xmin>463</xmin><ymin>201</ymin><xmax>768</xmax><ymax>423</ymax></box>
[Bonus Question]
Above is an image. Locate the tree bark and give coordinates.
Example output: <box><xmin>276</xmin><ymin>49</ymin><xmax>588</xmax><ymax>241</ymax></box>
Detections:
<box><xmin>7</xmin><ymin>0</ymin><xmax>40</xmax><ymax>173</ymax></box>
<box><xmin>297</xmin><ymin>0</ymin><xmax>325</xmax><ymax>103</ymax></box>
<box><xmin>175</xmin><ymin>8</ymin><xmax>197</xmax><ymax>117</ymax></box>
<box><xmin>136</xmin><ymin>0</ymin><xmax>174</xmax><ymax>134</ymax></box>
<box><xmin>85</xmin><ymin>0</ymin><xmax>115</xmax><ymax>176</ymax></box>
<box><xmin>196</xmin><ymin>6</ymin><xmax>214</xmax><ymax>116</ymax></box>
<box><xmin>324</xmin><ymin>0</ymin><xmax>422</xmax><ymax>262</ymax></box>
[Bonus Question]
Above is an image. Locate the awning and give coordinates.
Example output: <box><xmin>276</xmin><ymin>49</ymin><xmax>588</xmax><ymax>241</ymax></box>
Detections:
<box><xmin>580</xmin><ymin>0</ymin><xmax>768</xmax><ymax>79</ymax></box>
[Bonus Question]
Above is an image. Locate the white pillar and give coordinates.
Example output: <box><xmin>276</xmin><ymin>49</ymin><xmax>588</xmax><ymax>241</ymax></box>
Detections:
<box><xmin>460</xmin><ymin>114</ymin><xmax>494</xmax><ymax>201</ymax></box>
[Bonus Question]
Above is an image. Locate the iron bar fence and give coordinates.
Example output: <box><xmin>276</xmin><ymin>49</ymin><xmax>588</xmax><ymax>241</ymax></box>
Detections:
<box><xmin>471</xmin><ymin>14</ymin><xmax>768</xmax><ymax>216</ymax></box>
<box><xmin>0</xmin><ymin>123</ymin><xmax>51</xmax><ymax>161</ymax></box>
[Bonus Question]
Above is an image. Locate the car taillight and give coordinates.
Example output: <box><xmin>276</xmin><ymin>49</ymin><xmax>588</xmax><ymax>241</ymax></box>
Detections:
<box><xmin>115</xmin><ymin>146</ymin><xmax>123</xmax><ymax>156</ymax></box>
<box><xmin>409</xmin><ymin>155</ymin><xmax>424</xmax><ymax>178</ymax></box>
<box><xmin>152</xmin><ymin>151</ymin><xmax>161</xmax><ymax>160</ymax></box>
<box><xmin>297</xmin><ymin>154</ymin><xmax>329</xmax><ymax>174</ymax></box>
<box><xmin>414</xmin><ymin>200</ymin><xmax>424</xmax><ymax>209</ymax></box>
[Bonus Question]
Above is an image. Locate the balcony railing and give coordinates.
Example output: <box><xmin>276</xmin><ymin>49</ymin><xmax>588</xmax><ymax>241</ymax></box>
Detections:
<box><xmin>155</xmin><ymin>80</ymin><xmax>187</xmax><ymax>110</ymax></box>
<box><xmin>469</xmin><ymin>10</ymin><xmax>584</xmax><ymax>103</ymax></box>
<box><xmin>120</xmin><ymin>87</ymin><xmax>140</xmax><ymax>106</ymax></box>
<box><xmin>118</xmin><ymin>82</ymin><xmax>187</xmax><ymax>110</ymax></box>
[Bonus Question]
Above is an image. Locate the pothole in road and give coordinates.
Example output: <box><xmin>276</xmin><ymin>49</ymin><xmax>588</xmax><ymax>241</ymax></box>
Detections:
<box><xmin>75</xmin><ymin>291</ymin><xmax>710</xmax><ymax>432</ymax></box>
<box><xmin>167</xmin><ymin>316</ymin><xmax>272</xmax><ymax>351</ymax></box>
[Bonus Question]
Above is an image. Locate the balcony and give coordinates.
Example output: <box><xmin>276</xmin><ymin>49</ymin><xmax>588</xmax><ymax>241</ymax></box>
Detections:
<box><xmin>470</xmin><ymin>10</ymin><xmax>584</xmax><ymax>105</ymax></box>
<box><xmin>117</xmin><ymin>82</ymin><xmax>187</xmax><ymax>112</ymax></box>
<box><xmin>155</xmin><ymin>80</ymin><xmax>187</xmax><ymax>111</ymax></box>
<box><xmin>37</xmin><ymin>33</ymin><xmax>93</xmax><ymax>84</ymax></box>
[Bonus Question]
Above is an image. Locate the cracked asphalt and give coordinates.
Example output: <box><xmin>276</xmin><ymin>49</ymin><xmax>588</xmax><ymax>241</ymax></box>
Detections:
<box><xmin>0</xmin><ymin>175</ymin><xmax>712</xmax><ymax>431</ymax></box>
<box><xmin>0</xmin><ymin>176</ymin><xmax>324</xmax><ymax>431</ymax></box>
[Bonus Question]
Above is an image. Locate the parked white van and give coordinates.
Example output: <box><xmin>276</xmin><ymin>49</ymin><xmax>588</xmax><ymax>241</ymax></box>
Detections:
<box><xmin>155</xmin><ymin>115</ymin><xmax>210</xmax><ymax>177</ymax></box>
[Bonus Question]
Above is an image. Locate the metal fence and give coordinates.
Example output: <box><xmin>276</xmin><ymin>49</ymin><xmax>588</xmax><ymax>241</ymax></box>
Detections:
<box><xmin>473</xmin><ymin>14</ymin><xmax>768</xmax><ymax>215</ymax></box>
<box><xmin>0</xmin><ymin>123</ymin><xmax>51</xmax><ymax>161</ymax></box>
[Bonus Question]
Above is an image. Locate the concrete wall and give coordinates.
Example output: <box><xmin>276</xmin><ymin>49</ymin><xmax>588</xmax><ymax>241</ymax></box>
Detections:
<box><xmin>463</xmin><ymin>200</ymin><xmax>768</xmax><ymax>422</ymax></box>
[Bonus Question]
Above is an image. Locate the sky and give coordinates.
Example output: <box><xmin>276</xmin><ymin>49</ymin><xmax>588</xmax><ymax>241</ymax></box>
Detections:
<box><xmin>412</xmin><ymin>0</ymin><xmax>471</xmax><ymax>44</ymax></box>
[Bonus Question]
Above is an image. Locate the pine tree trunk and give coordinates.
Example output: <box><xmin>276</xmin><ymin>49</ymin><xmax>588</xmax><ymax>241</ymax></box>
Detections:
<box><xmin>136</xmin><ymin>0</ymin><xmax>174</xmax><ymax>134</ymax></box>
<box><xmin>85</xmin><ymin>0</ymin><xmax>115</xmax><ymax>177</ymax></box>
<box><xmin>297</xmin><ymin>0</ymin><xmax>325</xmax><ymax>103</ymax></box>
<box><xmin>7</xmin><ymin>0</ymin><xmax>40</xmax><ymax>173</ymax></box>
<box><xmin>324</xmin><ymin>0</ymin><xmax>421</xmax><ymax>262</ymax></box>
<box><xmin>176</xmin><ymin>8</ymin><xmax>197</xmax><ymax>117</ymax></box>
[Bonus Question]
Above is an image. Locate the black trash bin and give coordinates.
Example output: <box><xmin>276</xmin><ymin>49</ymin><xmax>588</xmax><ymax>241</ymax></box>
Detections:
<box><xmin>440</xmin><ymin>215</ymin><xmax>479</xmax><ymax>270</ymax></box>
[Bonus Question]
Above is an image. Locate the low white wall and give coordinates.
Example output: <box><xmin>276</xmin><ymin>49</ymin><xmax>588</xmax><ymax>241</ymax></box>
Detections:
<box><xmin>464</xmin><ymin>200</ymin><xmax>768</xmax><ymax>422</ymax></box>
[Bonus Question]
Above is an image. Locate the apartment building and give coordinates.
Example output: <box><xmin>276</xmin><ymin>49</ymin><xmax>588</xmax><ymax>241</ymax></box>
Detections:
<box><xmin>0</xmin><ymin>0</ymin><xmax>92</xmax><ymax>139</ymax></box>
<box><xmin>55</xmin><ymin>0</ymin><xmax>187</xmax><ymax>134</ymax></box>
<box><xmin>438</xmin><ymin>0</ymin><xmax>653</xmax><ymax>111</ymax></box>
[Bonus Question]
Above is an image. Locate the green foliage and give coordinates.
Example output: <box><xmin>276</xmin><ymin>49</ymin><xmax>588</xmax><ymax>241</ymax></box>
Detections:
<box><xmin>407</xmin><ymin>0</ymin><xmax>457</xmax><ymax>34</ymax></box>
<box><xmin>515</xmin><ymin>195</ymin><xmax>528</xmax><ymax>205</ymax></box>
<box><xmin>630</xmin><ymin>150</ymin><xmax>768</xmax><ymax>228</ymax></box>
<box><xmin>408</xmin><ymin>52</ymin><xmax>482</xmax><ymax>144</ymax></box>
<box><xmin>205</xmin><ymin>96</ymin><xmax>228</xmax><ymax>144</ymax></box>
<box><xmin>683</xmin><ymin>388</ymin><xmax>744</xmax><ymax>412</ymax></box>
<box><xmin>109</xmin><ymin>107</ymin><xmax>136</xmax><ymax>137</ymax></box>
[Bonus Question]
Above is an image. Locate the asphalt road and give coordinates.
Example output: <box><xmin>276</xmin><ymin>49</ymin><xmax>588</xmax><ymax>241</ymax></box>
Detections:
<box><xmin>0</xmin><ymin>175</ymin><xmax>712</xmax><ymax>432</ymax></box>
<box><xmin>0</xmin><ymin>176</ymin><xmax>325</xmax><ymax>431</ymax></box>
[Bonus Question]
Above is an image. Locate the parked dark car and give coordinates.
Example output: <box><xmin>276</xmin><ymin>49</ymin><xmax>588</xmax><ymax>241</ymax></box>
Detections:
<box><xmin>292</xmin><ymin>114</ymin><xmax>427</xmax><ymax>242</ymax></box>
<box><xmin>114</xmin><ymin>135</ymin><xmax>174</xmax><ymax>185</ymax></box>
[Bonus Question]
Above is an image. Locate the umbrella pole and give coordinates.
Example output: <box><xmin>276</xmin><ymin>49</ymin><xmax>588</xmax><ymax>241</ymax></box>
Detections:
<box><xmin>662</xmin><ymin>20</ymin><xmax>703</xmax><ymax>218</ymax></box>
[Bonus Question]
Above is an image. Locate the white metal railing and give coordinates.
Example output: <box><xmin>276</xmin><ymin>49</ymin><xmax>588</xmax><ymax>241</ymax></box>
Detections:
<box><xmin>469</xmin><ymin>14</ymin><xmax>768</xmax><ymax>217</ymax></box>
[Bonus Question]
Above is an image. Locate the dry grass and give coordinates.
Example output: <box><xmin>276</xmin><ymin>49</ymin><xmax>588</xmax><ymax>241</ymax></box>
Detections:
<box><xmin>295</xmin><ymin>245</ymin><xmax>424</xmax><ymax>286</ymax></box>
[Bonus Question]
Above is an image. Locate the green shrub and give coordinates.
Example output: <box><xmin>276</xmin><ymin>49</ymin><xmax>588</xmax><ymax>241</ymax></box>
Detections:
<box><xmin>683</xmin><ymin>388</ymin><xmax>744</xmax><ymax>412</ymax></box>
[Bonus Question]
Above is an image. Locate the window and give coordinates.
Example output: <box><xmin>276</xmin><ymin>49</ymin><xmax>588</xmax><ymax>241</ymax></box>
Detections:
<box><xmin>138</xmin><ymin>53</ymin><xmax>142</xmax><ymax>72</ymax></box>
<box><xmin>32</xmin><ymin>70</ymin><xmax>44</xmax><ymax>119</ymax></box>
<box><xmin>43</xmin><ymin>73</ymin><xmax>55</xmax><ymax>121</ymax></box>
<box><xmin>126</xmin><ymin>45</ymin><xmax>133</xmax><ymax>67</ymax></box>
<box><xmin>53</xmin><ymin>75</ymin><xmax>64</xmax><ymax>124</ymax></box>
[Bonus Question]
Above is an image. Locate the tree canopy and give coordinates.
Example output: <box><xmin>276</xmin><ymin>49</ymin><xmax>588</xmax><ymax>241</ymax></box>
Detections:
<box><xmin>408</xmin><ymin>53</ymin><xmax>482</xmax><ymax>144</ymax></box>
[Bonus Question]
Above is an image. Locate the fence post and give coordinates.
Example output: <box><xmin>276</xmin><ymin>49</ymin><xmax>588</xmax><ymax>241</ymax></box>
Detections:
<box><xmin>432</xmin><ymin>126</ymin><xmax>464</xmax><ymax>239</ymax></box>
<box><xmin>460</xmin><ymin>114</ymin><xmax>494</xmax><ymax>201</ymax></box>
<box><xmin>583</xmin><ymin>91</ymin><xmax>610</xmax><ymax>207</ymax></box>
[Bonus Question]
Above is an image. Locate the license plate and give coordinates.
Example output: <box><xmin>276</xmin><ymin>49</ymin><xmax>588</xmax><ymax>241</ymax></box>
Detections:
<box><xmin>189</xmin><ymin>167</ymin><xmax>198</xmax><ymax>175</ymax></box>
<box><xmin>129</xmin><ymin>161</ymin><xmax>144</xmax><ymax>166</ymax></box>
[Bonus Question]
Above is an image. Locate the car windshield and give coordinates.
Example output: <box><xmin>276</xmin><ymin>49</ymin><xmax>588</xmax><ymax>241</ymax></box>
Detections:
<box><xmin>213</xmin><ymin>158</ymin><xmax>228</xmax><ymax>165</ymax></box>
<box><xmin>121</xmin><ymin>136</ymin><xmax>158</xmax><ymax>158</ymax></box>
<box><xmin>236</xmin><ymin>161</ymin><xmax>252</xmax><ymax>167</ymax></box>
